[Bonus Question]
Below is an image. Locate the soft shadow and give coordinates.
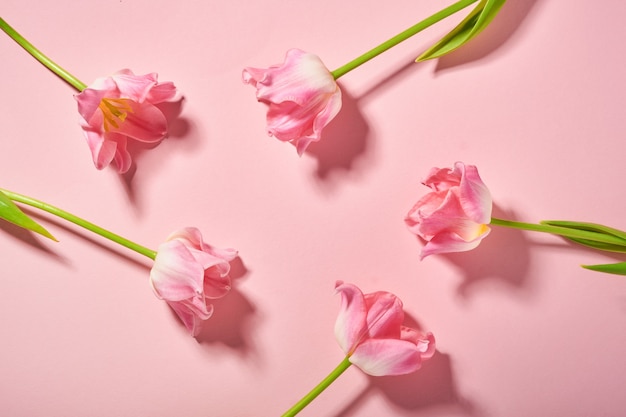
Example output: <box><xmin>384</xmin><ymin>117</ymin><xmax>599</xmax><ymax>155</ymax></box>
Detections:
<box><xmin>333</xmin><ymin>313</ymin><xmax>474</xmax><ymax>417</ymax></box>
<box><xmin>195</xmin><ymin>258</ymin><xmax>257</xmax><ymax>355</ymax></box>
<box><xmin>118</xmin><ymin>96</ymin><xmax>192</xmax><ymax>203</ymax></box>
<box><xmin>356</xmin><ymin>59</ymin><xmax>424</xmax><ymax>102</ymax></box>
<box><xmin>0</xmin><ymin>216</ymin><xmax>68</xmax><ymax>264</ymax></box>
<box><xmin>434</xmin><ymin>0</ymin><xmax>541</xmax><ymax>72</ymax></box>
<box><xmin>305</xmin><ymin>85</ymin><xmax>370</xmax><ymax>180</ymax></box>
<box><xmin>333</xmin><ymin>351</ymin><xmax>474</xmax><ymax>417</ymax></box>
<box><xmin>441</xmin><ymin>205</ymin><xmax>532</xmax><ymax>298</ymax></box>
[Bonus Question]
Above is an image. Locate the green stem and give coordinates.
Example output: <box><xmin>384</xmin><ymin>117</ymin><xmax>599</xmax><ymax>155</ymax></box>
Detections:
<box><xmin>0</xmin><ymin>188</ymin><xmax>156</xmax><ymax>260</ymax></box>
<box><xmin>331</xmin><ymin>0</ymin><xmax>478</xmax><ymax>79</ymax></box>
<box><xmin>490</xmin><ymin>217</ymin><xmax>626</xmax><ymax>246</ymax></box>
<box><xmin>0</xmin><ymin>17</ymin><xmax>87</xmax><ymax>91</ymax></box>
<box><xmin>281</xmin><ymin>356</ymin><xmax>352</xmax><ymax>417</ymax></box>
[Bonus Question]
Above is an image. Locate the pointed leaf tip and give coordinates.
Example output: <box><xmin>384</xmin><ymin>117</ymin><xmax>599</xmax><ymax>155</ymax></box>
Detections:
<box><xmin>416</xmin><ymin>0</ymin><xmax>506</xmax><ymax>62</ymax></box>
<box><xmin>582</xmin><ymin>262</ymin><xmax>626</xmax><ymax>276</ymax></box>
<box><xmin>0</xmin><ymin>190</ymin><xmax>57</xmax><ymax>241</ymax></box>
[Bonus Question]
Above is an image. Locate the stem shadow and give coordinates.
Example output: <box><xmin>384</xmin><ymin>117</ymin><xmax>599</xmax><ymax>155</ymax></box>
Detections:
<box><xmin>434</xmin><ymin>0</ymin><xmax>542</xmax><ymax>73</ymax></box>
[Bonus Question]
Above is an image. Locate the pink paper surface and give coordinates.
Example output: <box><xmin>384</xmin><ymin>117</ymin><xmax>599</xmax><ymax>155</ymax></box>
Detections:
<box><xmin>1</xmin><ymin>1</ymin><xmax>626</xmax><ymax>416</ymax></box>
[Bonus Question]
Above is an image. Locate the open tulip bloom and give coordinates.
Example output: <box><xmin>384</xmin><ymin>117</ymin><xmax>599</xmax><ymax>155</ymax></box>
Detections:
<box><xmin>0</xmin><ymin>18</ymin><xmax>179</xmax><ymax>173</ymax></box>
<box><xmin>280</xmin><ymin>281</ymin><xmax>435</xmax><ymax>417</ymax></box>
<box><xmin>243</xmin><ymin>0</ymin><xmax>506</xmax><ymax>154</ymax></box>
<box><xmin>405</xmin><ymin>162</ymin><xmax>626</xmax><ymax>275</ymax></box>
<box><xmin>0</xmin><ymin>188</ymin><xmax>237</xmax><ymax>335</ymax></box>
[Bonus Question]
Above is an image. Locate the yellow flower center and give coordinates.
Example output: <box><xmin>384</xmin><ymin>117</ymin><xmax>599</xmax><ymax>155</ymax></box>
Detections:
<box><xmin>98</xmin><ymin>98</ymin><xmax>134</xmax><ymax>131</ymax></box>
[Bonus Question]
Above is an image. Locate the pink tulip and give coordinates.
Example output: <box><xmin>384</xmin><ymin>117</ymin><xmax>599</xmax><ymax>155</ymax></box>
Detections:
<box><xmin>75</xmin><ymin>69</ymin><xmax>178</xmax><ymax>173</ymax></box>
<box><xmin>334</xmin><ymin>281</ymin><xmax>435</xmax><ymax>376</ymax></box>
<box><xmin>405</xmin><ymin>161</ymin><xmax>493</xmax><ymax>259</ymax></box>
<box><xmin>149</xmin><ymin>228</ymin><xmax>238</xmax><ymax>336</ymax></box>
<box><xmin>243</xmin><ymin>49</ymin><xmax>342</xmax><ymax>155</ymax></box>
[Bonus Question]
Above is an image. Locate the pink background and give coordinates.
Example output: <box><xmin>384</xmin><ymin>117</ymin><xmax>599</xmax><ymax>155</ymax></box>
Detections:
<box><xmin>1</xmin><ymin>1</ymin><xmax>626</xmax><ymax>416</ymax></box>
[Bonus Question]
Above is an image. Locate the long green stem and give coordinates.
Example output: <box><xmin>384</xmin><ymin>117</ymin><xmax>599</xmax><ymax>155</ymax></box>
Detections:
<box><xmin>490</xmin><ymin>217</ymin><xmax>626</xmax><ymax>246</ymax></box>
<box><xmin>0</xmin><ymin>17</ymin><xmax>87</xmax><ymax>91</ymax></box>
<box><xmin>331</xmin><ymin>0</ymin><xmax>478</xmax><ymax>79</ymax></box>
<box><xmin>0</xmin><ymin>188</ymin><xmax>156</xmax><ymax>260</ymax></box>
<box><xmin>281</xmin><ymin>356</ymin><xmax>352</xmax><ymax>417</ymax></box>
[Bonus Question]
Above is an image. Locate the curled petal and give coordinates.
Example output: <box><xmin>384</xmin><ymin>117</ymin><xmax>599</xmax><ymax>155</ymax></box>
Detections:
<box><xmin>401</xmin><ymin>327</ymin><xmax>436</xmax><ymax>359</ymax></box>
<box><xmin>350</xmin><ymin>339</ymin><xmax>425</xmax><ymax>376</ymax></box>
<box><xmin>167</xmin><ymin>300</ymin><xmax>214</xmax><ymax>337</ymax></box>
<box><xmin>422</xmin><ymin>165</ymin><xmax>463</xmax><ymax>191</ymax></box>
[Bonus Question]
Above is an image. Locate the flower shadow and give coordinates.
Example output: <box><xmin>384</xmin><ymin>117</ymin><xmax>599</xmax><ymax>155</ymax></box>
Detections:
<box><xmin>434</xmin><ymin>0</ymin><xmax>542</xmax><ymax>73</ymax></box>
<box><xmin>333</xmin><ymin>351</ymin><xmax>473</xmax><ymax>417</ymax></box>
<box><xmin>332</xmin><ymin>313</ymin><xmax>474</xmax><ymax>416</ymax></box>
<box><xmin>195</xmin><ymin>257</ymin><xmax>257</xmax><ymax>356</ymax></box>
<box><xmin>440</xmin><ymin>205</ymin><xmax>533</xmax><ymax>298</ymax></box>
<box><xmin>304</xmin><ymin>85</ymin><xmax>371</xmax><ymax>181</ymax></box>
<box><xmin>119</xmin><ymin>96</ymin><xmax>194</xmax><ymax>204</ymax></box>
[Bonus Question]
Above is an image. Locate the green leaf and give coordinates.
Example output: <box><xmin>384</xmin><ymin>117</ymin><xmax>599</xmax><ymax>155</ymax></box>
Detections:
<box><xmin>540</xmin><ymin>220</ymin><xmax>626</xmax><ymax>252</ymax></box>
<box><xmin>563</xmin><ymin>237</ymin><xmax>626</xmax><ymax>253</ymax></box>
<box><xmin>541</xmin><ymin>220</ymin><xmax>626</xmax><ymax>241</ymax></box>
<box><xmin>416</xmin><ymin>0</ymin><xmax>506</xmax><ymax>61</ymax></box>
<box><xmin>582</xmin><ymin>262</ymin><xmax>626</xmax><ymax>276</ymax></box>
<box><xmin>0</xmin><ymin>190</ymin><xmax>57</xmax><ymax>241</ymax></box>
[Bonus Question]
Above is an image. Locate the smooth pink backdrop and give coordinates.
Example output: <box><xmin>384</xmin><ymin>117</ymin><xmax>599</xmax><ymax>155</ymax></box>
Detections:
<box><xmin>1</xmin><ymin>1</ymin><xmax>625</xmax><ymax>416</ymax></box>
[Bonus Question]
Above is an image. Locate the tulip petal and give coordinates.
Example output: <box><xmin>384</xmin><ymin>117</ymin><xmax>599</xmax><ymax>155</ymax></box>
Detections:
<box><xmin>75</xmin><ymin>78</ymin><xmax>117</xmax><ymax>122</ymax></box>
<box><xmin>334</xmin><ymin>281</ymin><xmax>367</xmax><ymax>354</ymax></box>
<box><xmin>168</xmin><ymin>301</ymin><xmax>214</xmax><ymax>336</ymax></box>
<box><xmin>350</xmin><ymin>339</ymin><xmax>424</xmax><ymax>376</ymax></box>
<box><xmin>107</xmin><ymin>100</ymin><xmax>168</xmax><ymax>143</ymax></box>
<box><xmin>111</xmin><ymin>69</ymin><xmax>157</xmax><ymax>102</ymax></box>
<box><xmin>421</xmin><ymin>226</ymin><xmax>490</xmax><ymax>259</ymax></box>
<box><xmin>401</xmin><ymin>327</ymin><xmax>436</xmax><ymax>359</ymax></box>
<box><xmin>456</xmin><ymin>162</ymin><xmax>492</xmax><ymax>223</ymax></box>
<box><xmin>363</xmin><ymin>291</ymin><xmax>404</xmax><ymax>340</ymax></box>
<box><xmin>150</xmin><ymin>240</ymin><xmax>204</xmax><ymax>301</ymax></box>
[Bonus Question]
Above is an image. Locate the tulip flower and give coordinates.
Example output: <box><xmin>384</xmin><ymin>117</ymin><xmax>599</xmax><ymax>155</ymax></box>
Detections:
<box><xmin>150</xmin><ymin>228</ymin><xmax>238</xmax><ymax>336</ymax></box>
<box><xmin>0</xmin><ymin>189</ymin><xmax>238</xmax><ymax>335</ymax></box>
<box><xmin>280</xmin><ymin>281</ymin><xmax>435</xmax><ymax>417</ymax></box>
<box><xmin>242</xmin><ymin>0</ymin><xmax>506</xmax><ymax>155</ymax></box>
<box><xmin>0</xmin><ymin>18</ymin><xmax>179</xmax><ymax>173</ymax></box>
<box><xmin>75</xmin><ymin>69</ymin><xmax>178</xmax><ymax>173</ymax></box>
<box><xmin>405</xmin><ymin>161</ymin><xmax>493</xmax><ymax>259</ymax></box>
<box><xmin>243</xmin><ymin>49</ymin><xmax>342</xmax><ymax>155</ymax></box>
<box><xmin>403</xmin><ymin>164</ymin><xmax>626</xmax><ymax>274</ymax></box>
<box><xmin>334</xmin><ymin>281</ymin><xmax>435</xmax><ymax>376</ymax></box>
